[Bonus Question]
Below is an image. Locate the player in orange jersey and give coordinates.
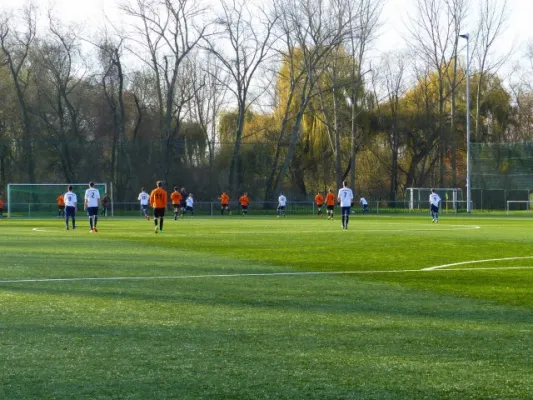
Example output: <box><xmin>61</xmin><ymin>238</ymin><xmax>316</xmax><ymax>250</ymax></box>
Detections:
<box><xmin>314</xmin><ymin>191</ymin><xmax>324</xmax><ymax>217</ymax></box>
<box><xmin>218</xmin><ymin>191</ymin><xmax>231</xmax><ymax>215</ymax></box>
<box><xmin>325</xmin><ymin>188</ymin><xmax>336</xmax><ymax>220</ymax></box>
<box><xmin>239</xmin><ymin>192</ymin><xmax>250</xmax><ymax>216</ymax></box>
<box><xmin>170</xmin><ymin>187</ymin><xmax>183</xmax><ymax>221</ymax></box>
<box><xmin>56</xmin><ymin>193</ymin><xmax>66</xmax><ymax>218</ymax></box>
<box><xmin>150</xmin><ymin>181</ymin><xmax>168</xmax><ymax>233</ymax></box>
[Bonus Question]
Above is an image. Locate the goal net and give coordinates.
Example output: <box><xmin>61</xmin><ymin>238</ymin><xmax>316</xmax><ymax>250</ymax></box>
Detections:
<box><xmin>7</xmin><ymin>183</ymin><xmax>108</xmax><ymax>218</ymax></box>
<box><xmin>472</xmin><ymin>141</ymin><xmax>533</xmax><ymax>191</ymax></box>
<box><xmin>506</xmin><ymin>201</ymin><xmax>532</xmax><ymax>215</ymax></box>
<box><xmin>406</xmin><ymin>188</ymin><xmax>467</xmax><ymax>212</ymax></box>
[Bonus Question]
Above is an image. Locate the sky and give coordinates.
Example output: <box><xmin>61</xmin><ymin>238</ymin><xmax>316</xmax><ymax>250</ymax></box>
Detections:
<box><xmin>379</xmin><ymin>0</ymin><xmax>532</xmax><ymax>67</ymax></box>
<box><xmin>0</xmin><ymin>0</ymin><xmax>531</xmax><ymax>76</ymax></box>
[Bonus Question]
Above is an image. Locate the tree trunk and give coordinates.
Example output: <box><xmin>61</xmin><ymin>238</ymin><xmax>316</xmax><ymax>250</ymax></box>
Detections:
<box><xmin>229</xmin><ymin>100</ymin><xmax>246</xmax><ymax>197</ymax></box>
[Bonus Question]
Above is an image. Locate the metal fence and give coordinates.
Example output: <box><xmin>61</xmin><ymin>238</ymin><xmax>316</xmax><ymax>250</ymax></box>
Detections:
<box><xmin>7</xmin><ymin>198</ymin><xmax>527</xmax><ymax>218</ymax></box>
<box><xmin>472</xmin><ymin>189</ymin><xmax>533</xmax><ymax>211</ymax></box>
<box><xmin>7</xmin><ymin>201</ymin><xmax>316</xmax><ymax>218</ymax></box>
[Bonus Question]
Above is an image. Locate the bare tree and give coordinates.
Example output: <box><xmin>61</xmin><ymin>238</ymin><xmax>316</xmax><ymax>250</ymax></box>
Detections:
<box><xmin>378</xmin><ymin>52</ymin><xmax>408</xmax><ymax>201</ymax></box>
<box><xmin>314</xmin><ymin>44</ymin><xmax>348</xmax><ymax>191</ymax></box>
<box><xmin>92</xmin><ymin>27</ymin><xmax>130</xmax><ymax>198</ymax></box>
<box><xmin>263</xmin><ymin>0</ymin><xmax>350</xmax><ymax>201</ymax></box>
<box><xmin>445</xmin><ymin>0</ymin><xmax>467</xmax><ymax>188</ymax></box>
<box><xmin>346</xmin><ymin>0</ymin><xmax>382</xmax><ymax>191</ymax></box>
<box><xmin>403</xmin><ymin>61</ymin><xmax>442</xmax><ymax>188</ymax></box>
<box><xmin>32</xmin><ymin>12</ymin><xmax>87</xmax><ymax>182</ymax></box>
<box><xmin>507</xmin><ymin>45</ymin><xmax>533</xmax><ymax>141</ymax></box>
<box><xmin>0</xmin><ymin>4</ymin><xmax>37</xmax><ymax>183</ymax></box>
<box><xmin>190</xmin><ymin>53</ymin><xmax>229</xmax><ymax>186</ymax></box>
<box><xmin>408</xmin><ymin>0</ymin><xmax>462</xmax><ymax>187</ymax></box>
<box><xmin>311</xmin><ymin>0</ymin><xmax>380</xmax><ymax>192</ymax></box>
<box><xmin>204</xmin><ymin>0</ymin><xmax>277</xmax><ymax>196</ymax></box>
<box><xmin>121</xmin><ymin>0</ymin><xmax>208</xmax><ymax>183</ymax></box>
<box><xmin>472</xmin><ymin>0</ymin><xmax>509</xmax><ymax>142</ymax></box>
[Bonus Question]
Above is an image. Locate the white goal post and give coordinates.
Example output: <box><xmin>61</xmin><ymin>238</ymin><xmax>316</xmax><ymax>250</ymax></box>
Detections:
<box><xmin>7</xmin><ymin>183</ymin><xmax>109</xmax><ymax>218</ymax></box>
<box><xmin>406</xmin><ymin>188</ymin><xmax>469</xmax><ymax>212</ymax></box>
<box><xmin>506</xmin><ymin>201</ymin><xmax>531</xmax><ymax>215</ymax></box>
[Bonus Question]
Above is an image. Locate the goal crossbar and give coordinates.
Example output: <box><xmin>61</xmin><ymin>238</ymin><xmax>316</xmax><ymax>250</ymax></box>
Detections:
<box><xmin>506</xmin><ymin>200</ymin><xmax>531</xmax><ymax>215</ymax></box>
<box><xmin>7</xmin><ymin>183</ymin><xmax>108</xmax><ymax>218</ymax></box>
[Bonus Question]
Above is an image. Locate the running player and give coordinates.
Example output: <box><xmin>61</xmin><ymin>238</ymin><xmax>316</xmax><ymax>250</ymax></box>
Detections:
<box><xmin>219</xmin><ymin>192</ymin><xmax>231</xmax><ymax>215</ymax></box>
<box><xmin>138</xmin><ymin>188</ymin><xmax>150</xmax><ymax>220</ymax></box>
<box><xmin>325</xmin><ymin>189</ymin><xmax>336</xmax><ymax>220</ymax></box>
<box><xmin>171</xmin><ymin>187</ymin><xmax>183</xmax><ymax>220</ymax></box>
<box><xmin>56</xmin><ymin>193</ymin><xmax>65</xmax><ymax>218</ymax></box>
<box><xmin>239</xmin><ymin>192</ymin><xmax>250</xmax><ymax>216</ymax></box>
<box><xmin>84</xmin><ymin>182</ymin><xmax>101</xmax><ymax>233</ymax></box>
<box><xmin>337</xmin><ymin>181</ymin><xmax>354</xmax><ymax>230</ymax></box>
<box><xmin>150</xmin><ymin>181</ymin><xmax>168</xmax><ymax>233</ymax></box>
<box><xmin>360</xmin><ymin>197</ymin><xmax>369</xmax><ymax>214</ymax></box>
<box><xmin>179</xmin><ymin>188</ymin><xmax>188</xmax><ymax>217</ymax></box>
<box><xmin>315</xmin><ymin>191</ymin><xmax>324</xmax><ymax>217</ymax></box>
<box><xmin>0</xmin><ymin>194</ymin><xmax>4</xmax><ymax>218</ymax></box>
<box><xmin>184</xmin><ymin>193</ymin><xmax>194</xmax><ymax>216</ymax></box>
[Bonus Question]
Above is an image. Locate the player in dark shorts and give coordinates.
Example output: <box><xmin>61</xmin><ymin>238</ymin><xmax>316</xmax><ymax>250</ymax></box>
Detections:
<box><xmin>179</xmin><ymin>188</ymin><xmax>188</xmax><ymax>217</ymax></box>
<box><xmin>64</xmin><ymin>186</ymin><xmax>77</xmax><ymax>230</ymax></box>
<box><xmin>101</xmin><ymin>193</ymin><xmax>111</xmax><ymax>216</ymax></box>
<box><xmin>56</xmin><ymin>194</ymin><xmax>65</xmax><ymax>218</ymax></box>
<box><xmin>184</xmin><ymin>193</ymin><xmax>194</xmax><ymax>216</ymax></box>
<box><xmin>325</xmin><ymin>189</ymin><xmax>335</xmax><ymax>220</ymax></box>
<box><xmin>150</xmin><ymin>181</ymin><xmax>168</xmax><ymax>233</ymax></box>
<box><xmin>154</xmin><ymin>208</ymin><xmax>165</xmax><ymax>218</ymax></box>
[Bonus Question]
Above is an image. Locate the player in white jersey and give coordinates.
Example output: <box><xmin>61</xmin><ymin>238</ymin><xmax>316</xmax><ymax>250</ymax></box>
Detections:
<box><xmin>429</xmin><ymin>189</ymin><xmax>441</xmax><ymax>223</ymax></box>
<box><xmin>360</xmin><ymin>197</ymin><xmax>369</xmax><ymax>214</ymax></box>
<box><xmin>84</xmin><ymin>182</ymin><xmax>101</xmax><ymax>233</ymax></box>
<box><xmin>138</xmin><ymin>188</ymin><xmax>150</xmax><ymax>220</ymax></box>
<box><xmin>63</xmin><ymin>185</ymin><xmax>77</xmax><ymax>230</ymax></box>
<box><xmin>277</xmin><ymin>193</ymin><xmax>287</xmax><ymax>217</ymax></box>
<box><xmin>338</xmin><ymin>181</ymin><xmax>354</xmax><ymax>230</ymax></box>
<box><xmin>184</xmin><ymin>193</ymin><xmax>194</xmax><ymax>216</ymax></box>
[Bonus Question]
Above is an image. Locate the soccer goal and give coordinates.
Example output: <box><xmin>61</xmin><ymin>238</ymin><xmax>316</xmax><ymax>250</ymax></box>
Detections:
<box><xmin>7</xmin><ymin>183</ymin><xmax>108</xmax><ymax>218</ymax></box>
<box><xmin>406</xmin><ymin>188</ymin><xmax>468</xmax><ymax>212</ymax></box>
<box><xmin>506</xmin><ymin>201</ymin><xmax>532</xmax><ymax>215</ymax></box>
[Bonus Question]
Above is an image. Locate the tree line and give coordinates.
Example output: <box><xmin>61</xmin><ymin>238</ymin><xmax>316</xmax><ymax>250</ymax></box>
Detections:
<box><xmin>0</xmin><ymin>0</ymin><xmax>531</xmax><ymax>203</ymax></box>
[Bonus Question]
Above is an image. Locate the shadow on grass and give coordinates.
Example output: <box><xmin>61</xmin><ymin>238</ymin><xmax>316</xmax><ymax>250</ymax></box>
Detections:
<box><xmin>2</xmin><ymin>276</ymin><xmax>533</xmax><ymax>327</ymax></box>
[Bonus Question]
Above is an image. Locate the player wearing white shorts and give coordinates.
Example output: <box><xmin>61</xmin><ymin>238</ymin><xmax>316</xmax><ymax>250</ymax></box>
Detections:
<box><xmin>429</xmin><ymin>189</ymin><xmax>441</xmax><ymax>223</ymax></box>
<box><xmin>84</xmin><ymin>182</ymin><xmax>101</xmax><ymax>233</ymax></box>
<box><xmin>338</xmin><ymin>181</ymin><xmax>354</xmax><ymax>230</ymax></box>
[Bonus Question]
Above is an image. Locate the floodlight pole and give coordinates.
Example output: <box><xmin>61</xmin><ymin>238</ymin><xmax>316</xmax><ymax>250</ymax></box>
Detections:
<box><xmin>460</xmin><ymin>33</ymin><xmax>471</xmax><ymax>213</ymax></box>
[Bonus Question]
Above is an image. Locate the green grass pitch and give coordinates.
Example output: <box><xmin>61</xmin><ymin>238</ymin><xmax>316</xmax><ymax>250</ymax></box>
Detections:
<box><xmin>1</xmin><ymin>215</ymin><xmax>533</xmax><ymax>399</ymax></box>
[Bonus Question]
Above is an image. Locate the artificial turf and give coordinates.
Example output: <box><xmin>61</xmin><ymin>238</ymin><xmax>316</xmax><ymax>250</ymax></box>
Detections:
<box><xmin>1</xmin><ymin>215</ymin><xmax>532</xmax><ymax>399</ymax></box>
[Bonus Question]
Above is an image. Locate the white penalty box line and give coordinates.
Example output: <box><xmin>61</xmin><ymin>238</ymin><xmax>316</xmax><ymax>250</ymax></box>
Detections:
<box><xmin>2</xmin><ymin>262</ymin><xmax>533</xmax><ymax>284</ymax></box>
<box><xmin>422</xmin><ymin>256</ymin><xmax>533</xmax><ymax>271</ymax></box>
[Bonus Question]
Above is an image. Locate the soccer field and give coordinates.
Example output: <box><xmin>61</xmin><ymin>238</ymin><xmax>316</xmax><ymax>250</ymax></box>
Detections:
<box><xmin>1</xmin><ymin>215</ymin><xmax>532</xmax><ymax>399</ymax></box>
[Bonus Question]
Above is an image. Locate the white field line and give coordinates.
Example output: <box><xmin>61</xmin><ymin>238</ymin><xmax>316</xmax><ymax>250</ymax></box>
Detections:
<box><xmin>422</xmin><ymin>256</ymin><xmax>533</xmax><ymax>271</ymax></box>
<box><xmin>0</xmin><ymin>270</ymin><xmax>422</xmax><ymax>284</ymax></box>
<box><xmin>31</xmin><ymin>225</ymin><xmax>481</xmax><ymax>235</ymax></box>
<box><xmin>194</xmin><ymin>226</ymin><xmax>481</xmax><ymax>234</ymax></box>
<box><xmin>2</xmin><ymin>265</ymin><xmax>533</xmax><ymax>284</ymax></box>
